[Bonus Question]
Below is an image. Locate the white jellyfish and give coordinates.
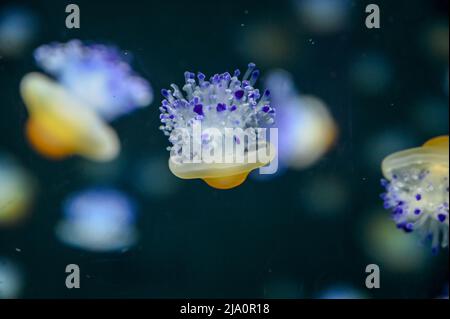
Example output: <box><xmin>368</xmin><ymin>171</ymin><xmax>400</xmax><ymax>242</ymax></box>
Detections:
<box><xmin>56</xmin><ymin>188</ymin><xmax>138</xmax><ymax>252</ymax></box>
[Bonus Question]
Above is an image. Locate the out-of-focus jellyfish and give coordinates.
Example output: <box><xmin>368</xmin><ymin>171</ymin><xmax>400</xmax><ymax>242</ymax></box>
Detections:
<box><xmin>293</xmin><ymin>0</ymin><xmax>351</xmax><ymax>34</ymax></box>
<box><xmin>380</xmin><ymin>136</ymin><xmax>449</xmax><ymax>253</ymax></box>
<box><xmin>350</xmin><ymin>53</ymin><xmax>393</xmax><ymax>96</ymax></box>
<box><xmin>362</xmin><ymin>211</ymin><xmax>428</xmax><ymax>272</ymax></box>
<box><xmin>0</xmin><ymin>6</ymin><xmax>39</xmax><ymax>58</ymax></box>
<box><xmin>0</xmin><ymin>258</ymin><xmax>23</xmax><ymax>299</ymax></box>
<box><xmin>55</xmin><ymin>188</ymin><xmax>138</xmax><ymax>252</ymax></box>
<box><xmin>265</xmin><ymin>69</ymin><xmax>337</xmax><ymax>170</ymax></box>
<box><xmin>20</xmin><ymin>40</ymin><xmax>153</xmax><ymax>161</ymax></box>
<box><xmin>316</xmin><ymin>284</ymin><xmax>367</xmax><ymax>299</ymax></box>
<box><xmin>159</xmin><ymin>63</ymin><xmax>276</xmax><ymax>190</ymax></box>
<box><xmin>0</xmin><ymin>154</ymin><xmax>35</xmax><ymax>227</ymax></box>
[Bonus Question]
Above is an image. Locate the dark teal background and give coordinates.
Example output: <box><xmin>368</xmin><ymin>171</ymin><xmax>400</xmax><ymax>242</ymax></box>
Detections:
<box><xmin>0</xmin><ymin>0</ymin><xmax>448</xmax><ymax>298</ymax></box>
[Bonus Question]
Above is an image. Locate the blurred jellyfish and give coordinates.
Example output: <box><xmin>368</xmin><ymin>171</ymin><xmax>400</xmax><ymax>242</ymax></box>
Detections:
<box><xmin>380</xmin><ymin>136</ymin><xmax>449</xmax><ymax>253</ymax></box>
<box><xmin>265</xmin><ymin>69</ymin><xmax>337</xmax><ymax>170</ymax></box>
<box><xmin>0</xmin><ymin>258</ymin><xmax>23</xmax><ymax>299</ymax></box>
<box><xmin>317</xmin><ymin>284</ymin><xmax>367</xmax><ymax>299</ymax></box>
<box><xmin>293</xmin><ymin>0</ymin><xmax>351</xmax><ymax>34</ymax></box>
<box><xmin>0</xmin><ymin>6</ymin><xmax>39</xmax><ymax>58</ymax></box>
<box><xmin>350</xmin><ymin>53</ymin><xmax>393</xmax><ymax>95</ymax></box>
<box><xmin>56</xmin><ymin>188</ymin><xmax>138</xmax><ymax>252</ymax></box>
<box><xmin>20</xmin><ymin>40</ymin><xmax>153</xmax><ymax>161</ymax></box>
<box><xmin>0</xmin><ymin>154</ymin><xmax>35</xmax><ymax>227</ymax></box>
<box><xmin>159</xmin><ymin>63</ymin><xmax>276</xmax><ymax>190</ymax></box>
<box><xmin>362</xmin><ymin>212</ymin><xmax>428</xmax><ymax>272</ymax></box>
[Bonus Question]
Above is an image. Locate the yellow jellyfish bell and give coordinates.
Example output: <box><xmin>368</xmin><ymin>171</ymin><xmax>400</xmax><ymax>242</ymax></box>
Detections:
<box><xmin>168</xmin><ymin>142</ymin><xmax>276</xmax><ymax>190</ymax></box>
<box><xmin>382</xmin><ymin>135</ymin><xmax>449</xmax><ymax>179</ymax></box>
<box><xmin>20</xmin><ymin>72</ymin><xmax>119</xmax><ymax>161</ymax></box>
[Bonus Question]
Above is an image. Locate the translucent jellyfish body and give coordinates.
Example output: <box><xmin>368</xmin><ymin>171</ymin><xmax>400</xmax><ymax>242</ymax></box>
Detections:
<box><xmin>159</xmin><ymin>63</ymin><xmax>276</xmax><ymax>189</ymax></box>
<box><xmin>0</xmin><ymin>154</ymin><xmax>35</xmax><ymax>226</ymax></box>
<box><xmin>265</xmin><ymin>70</ymin><xmax>337</xmax><ymax>169</ymax></box>
<box><xmin>381</xmin><ymin>136</ymin><xmax>449</xmax><ymax>252</ymax></box>
<box><xmin>55</xmin><ymin>188</ymin><xmax>138</xmax><ymax>252</ymax></box>
<box><xmin>20</xmin><ymin>40</ymin><xmax>153</xmax><ymax>161</ymax></box>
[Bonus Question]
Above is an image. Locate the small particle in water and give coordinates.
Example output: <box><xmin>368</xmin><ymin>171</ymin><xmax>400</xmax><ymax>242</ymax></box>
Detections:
<box><xmin>15</xmin><ymin>248</ymin><xmax>21</xmax><ymax>252</ymax></box>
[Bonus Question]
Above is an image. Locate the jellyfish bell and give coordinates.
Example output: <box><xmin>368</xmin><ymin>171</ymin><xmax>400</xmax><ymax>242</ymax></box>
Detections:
<box><xmin>168</xmin><ymin>141</ymin><xmax>276</xmax><ymax>190</ymax></box>
<box><xmin>21</xmin><ymin>72</ymin><xmax>119</xmax><ymax>161</ymax></box>
<box><xmin>423</xmin><ymin>135</ymin><xmax>449</xmax><ymax>149</ymax></box>
<box><xmin>381</xmin><ymin>136</ymin><xmax>449</xmax><ymax>252</ymax></box>
<box><xmin>382</xmin><ymin>136</ymin><xmax>449</xmax><ymax>179</ymax></box>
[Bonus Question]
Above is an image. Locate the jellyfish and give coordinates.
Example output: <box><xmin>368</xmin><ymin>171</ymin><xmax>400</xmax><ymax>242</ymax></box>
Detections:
<box><xmin>0</xmin><ymin>258</ymin><xmax>23</xmax><ymax>299</ymax></box>
<box><xmin>20</xmin><ymin>40</ymin><xmax>153</xmax><ymax>161</ymax></box>
<box><xmin>55</xmin><ymin>188</ymin><xmax>138</xmax><ymax>252</ymax></box>
<box><xmin>265</xmin><ymin>69</ymin><xmax>337</xmax><ymax>170</ymax></box>
<box><xmin>380</xmin><ymin>136</ymin><xmax>449</xmax><ymax>252</ymax></box>
<box><xmin>159</xmin><ymin>63</ymin><xmax>276</xmax><ymax>190</ymax></box>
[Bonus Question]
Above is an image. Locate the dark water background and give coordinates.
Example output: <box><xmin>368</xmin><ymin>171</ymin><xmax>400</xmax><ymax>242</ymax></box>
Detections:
<box><xmin>0</xmin><ymin>0</ymin><xmax>448</xmax><ymax>298</ymax></box>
